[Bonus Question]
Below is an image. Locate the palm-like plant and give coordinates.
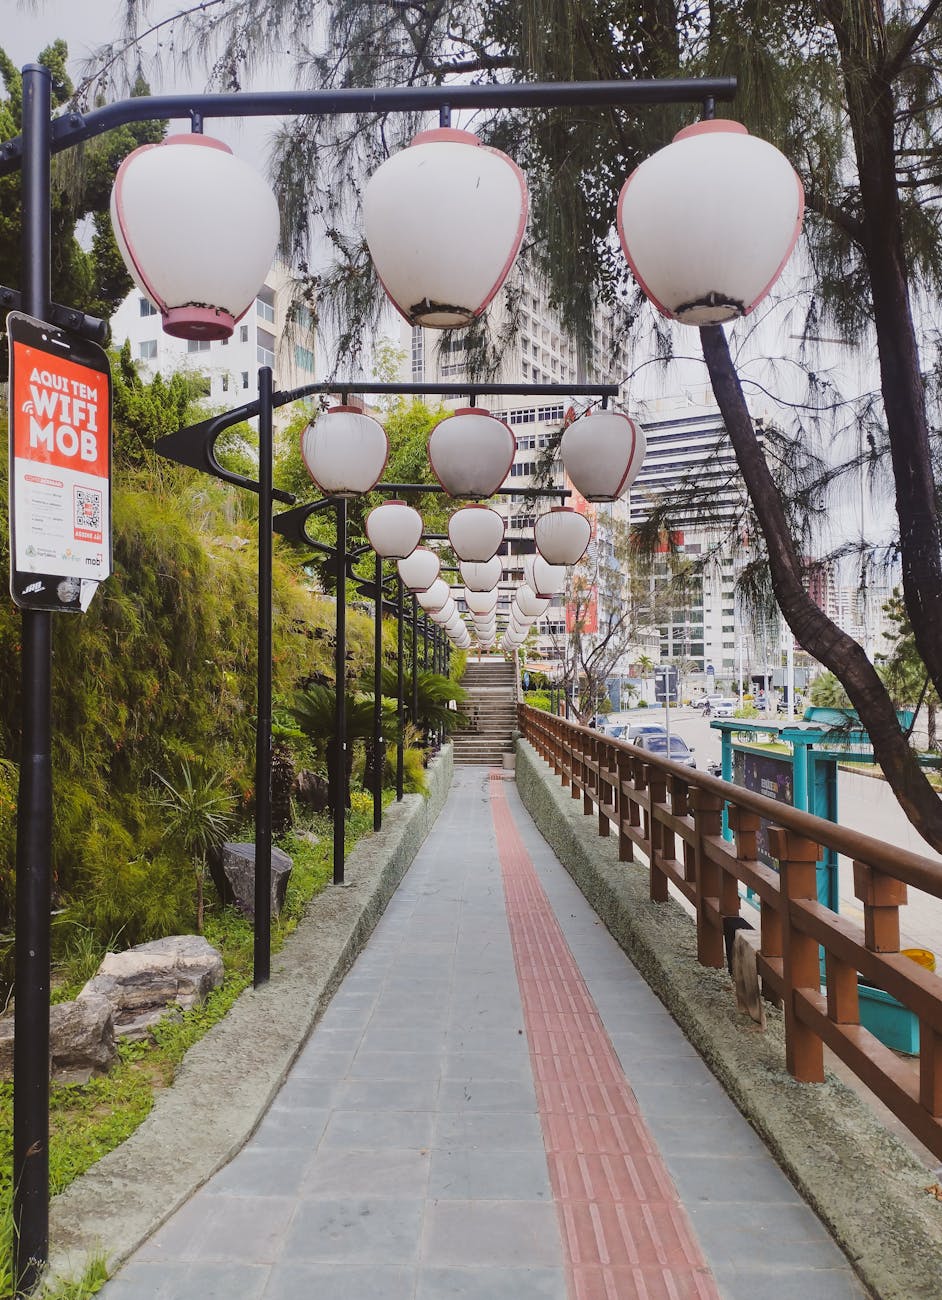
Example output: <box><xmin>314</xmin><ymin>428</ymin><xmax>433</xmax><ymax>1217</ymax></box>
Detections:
<box><xmin>288</xmin><ymin>684</ymin><xmax>398</xmax><ymax>812</ymax></box>
<box><xmin>378</xmin><ymin>666</ymin><xmax>468</xmax><ymax>734</ymax></box>
<box><xmin>151</xmin><ymin>761</ymin><xmax>236</xmax><ymax>933</ymax></box>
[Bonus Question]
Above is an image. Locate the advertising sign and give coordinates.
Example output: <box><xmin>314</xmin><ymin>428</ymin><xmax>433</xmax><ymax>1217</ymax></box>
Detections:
<box><xmin>566</xmin><ymin>584</ymin><xmax>598</xmax><ymax>634</ymax></box>
<box><xmin>8</xmin><ymin>312</ymin><xmax>112</xmax><ymax>611</ymax></box>
<box><xmin>733</xmin><ymin>749</ymin><xmax>793</xmax><ymax>869</ymax></box>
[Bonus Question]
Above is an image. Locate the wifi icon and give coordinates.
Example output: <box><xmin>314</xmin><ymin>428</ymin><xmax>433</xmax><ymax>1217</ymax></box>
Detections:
<box><xmin>21</xmin><ymin>400</ymin><xmax>34</xmax><ymax>415</ymax></box>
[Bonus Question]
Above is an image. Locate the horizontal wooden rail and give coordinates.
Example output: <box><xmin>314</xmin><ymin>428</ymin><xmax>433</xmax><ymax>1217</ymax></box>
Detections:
<box><xmin>519</xmin><ymin>704</ymin><xmax>942</xmax><ymax>1159</ymax></box>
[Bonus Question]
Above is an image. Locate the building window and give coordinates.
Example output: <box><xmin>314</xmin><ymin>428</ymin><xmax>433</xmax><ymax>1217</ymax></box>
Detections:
<box><xmin>241</xmin><ymin>371</ymin><xmax>250</xmax><ymax>389</ymax></box>
<box><xmin>221</xmin><ymin>375</ymin><xmax>229</xmax><ymax>392</ymax></box>
<box><xmin>411</xmin><ymin>325</ymin><xmax>424</xmax><ymax>382</ymax></box>
<box><xmin>294</xmin><ymin>344</ymin><xmax>315</xmax><ymax>372</ymax></box>
<box><xmin>138</xmin><ymin>339</ymin><xmax>157</xmax><ymax>359</ymax></box>
<box><xmin>187</xmin><ymin>338</ymin><xmax>211</xmax><ymax>353</ymax></box>
<box><xmin>257</xmin><ymin>326</ymin><xmax>276</xmax><ymax>368</ymax></box>
<box><xmin>139</xmin><ymin>298</ymin><xmax>158</xmax><ymax>317</ymax></box>
<box><xmin>256</xmin><ymin>285</ymin><xmax>275</xmax><ymax>323</ymax></box>
<box><xmin>509</xmin><ymin>408</ymin><xmax>536</xmax><ymax>425</ymax></box>
<box><xmin>239</xmin><ymin>325</ymin><xmax>249</xmax><ymax>343</ymax></box>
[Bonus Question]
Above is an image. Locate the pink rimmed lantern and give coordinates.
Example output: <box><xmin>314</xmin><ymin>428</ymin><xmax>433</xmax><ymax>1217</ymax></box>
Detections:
<box><xmin>560</xmin><ymin>411</ymin><xmax>646</xmax><ymax>503</ymax></box>
<box><xmin>429</xmin><ymin>597</ymin><xmax>458</xmax><ymax>624</ymax></box>
<box><xmin>428</xmin><ymin>409</ymin><xmax>516</xmax><ymax>498</ymax></box>
<box><xmin>397</xmin><ymin>547</ymin><xmax>440</xmax><ymax>593</ymax></box>
<box><xmin>617</xmin><ymin>120</ymin><xmax>804</xmax><ymax>326</ymax></box>
<box><xmin>464</xmin><ymin>588</ymin><xmax>499</xmax><ymax>616</ymax></box>
<box><xmin>514</xmin><ymin>586</ymin><xmax>550</xmax><ymax>619</ymax></box>
<box><xmin>448</xmin><ymin>505</ymin><xmax>505</xmax><ymax>562</ymax></box>
<box><xmin>110</xmin><ymin>135</ymin><xmax>280</xmax><ymax>340</ymax></box>
<box><xmin>416</xmin><ymin>578</ymin><xmax>451</xmax><ymax>613</ymax></box>
<box><xmin>524</xmin><ymin>555</ymin><xmax>566</xmax><ymax>599</ymax></box>
<box><xmin>535</xmin><ymin>508</ymin><xmax>591</xmax><ymax>566</ymax></box>
<box><xmin>363</xmin><ymin>128</ymin><xmax>529</xmax><ymax>329</ymax></box>
<box><xmin>365</xmin><ymin>500</ymin><xmax>423</xmax><ymax>559</ymax></box>
<box><xmin>300</xmin><ymin>406</ymin><xmax>389</xmax><ymax>497</ymax></box>
<box><xmin>459</xmin><ymin>557</ymin><xmax>502</xmax><ymax>592</ymax></box>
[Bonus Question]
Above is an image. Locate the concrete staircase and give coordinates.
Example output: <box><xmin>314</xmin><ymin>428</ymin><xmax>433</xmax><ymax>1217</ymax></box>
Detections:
<box><xmin>453</xmin><ymin>658</ymin><xmax>517</xmax><ymax>766</ymax></box>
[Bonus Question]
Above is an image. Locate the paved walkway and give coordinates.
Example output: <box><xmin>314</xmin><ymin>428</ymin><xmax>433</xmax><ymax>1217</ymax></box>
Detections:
<box><xmin>99</xmin><ymin>769</ymin><xmax>866</xmax><ymax>1300</ymax></box>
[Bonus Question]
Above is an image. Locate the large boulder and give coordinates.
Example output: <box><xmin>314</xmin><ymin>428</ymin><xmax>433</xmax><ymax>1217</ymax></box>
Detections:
<box><xmin>210</xmin><ymin>842</ymin><xmax>293</xmax><ymax>921</ymax></box>
<box><xmin>294</xmin><ymin>769</ymin><xmax>329</xmax><ymax>812</ymax></box>
<box><xmin>0</xmin><ymin>993</ymin><xmax>117</xmax><ymax>1084</ymax></box>
<box><xmin>80</xmin><ymin>935</ymin><xmax>224</xmax><ymax>1041</ymax></box>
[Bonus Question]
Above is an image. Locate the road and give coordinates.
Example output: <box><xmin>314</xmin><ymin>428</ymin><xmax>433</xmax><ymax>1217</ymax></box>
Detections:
<box><xmin>606</xmin><ymin>707</ymin><xmax>942</xmax><ymax>958</ymax></box>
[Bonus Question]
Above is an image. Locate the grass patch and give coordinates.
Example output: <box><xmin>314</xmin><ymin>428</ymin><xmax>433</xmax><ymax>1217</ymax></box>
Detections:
<box><xmin>0</xmin><ymin>796</ymin><xmax>380</xmax><ymax>1296</ymax></box>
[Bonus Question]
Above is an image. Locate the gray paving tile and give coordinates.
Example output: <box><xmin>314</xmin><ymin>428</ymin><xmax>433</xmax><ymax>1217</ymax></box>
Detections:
<box><xmin>613</xmin><ymin>1050</ymin><xmax>717</xmax><ymax>1087</ymax></box>
<box><xmin>250</xmin><ymin>1104</ymin><xmax>331</xmax><ymax>1150</ymax></box>
<box><xmin>348</xmin><ymin>1050</ymin><xmax>444</xmax><ymax>1080</ymax></box>
<box><xmin>282</xmin><ymin>1196</ymin><xmax>425</xmax><ymax>1262</ymax></box>
<box><xmin>290</xmin><ymin>1047</ymin><xmax>359</xmax><ymax>1078</ymax></box>
<box><xmin>422</xmin><ymin>1201</ymin><xmax>563</xmax><ymax>1267</ymax></box>
<box><xmin>629</xmin><ymin>1080</ymin><xmax>744</xmax><ymax>1120</ymax></box>
<box><xmin>643</xmin><ymin>1113</ymin><xmax>773</xmax><ymax>1159</ymax></box>
<box><xmin>438</xmin><ymin>1078</ymin><xmax>537</xmax><ymax>1111</ymax></box>
<box><xmin>102</xmin><ymin>1260</ymin><xmax>270</xmax><ymax>1300</ymax></box>
<box><xmin>332</xmin><ymin>1076</ymin><xmax>441</xmax><ymax>1111</ymax></box>
<box><xmin>263</xmin><ymin>1263</ymin><xmax>416</xmax><ymax>1299</ymax></box>
<box><xmin>134</xmin><ymin>1197</ymin><xmax>207</xmax><ymax>1260</ymax></box>
<box><xmin>712</xmin><ymin>1266</ymin><xmax>867</xmax><ymax>1299</ymax></box>
<box><xmin>205</xmin><ymin>1146</ymin><xmax>313</xmax><ymax>1197</ymax></box>
<box><xmin>667</xmin><ymin>1154</ymin><xmax>802</xmax><ymax>1206</ymax></box>
<box><xmin>441</xmin><ymin>1050</ymin><xmax>533</xmax><ymax>1081</ymax></box>
<box><xmin>321</xmin><ymin>1108</ymin><xmax>436</xmax><ymax>1148</ymax></box>
<box><xmin>184</xmin><ymin>1194</ymin><xmax>296</xmax><ymax>1263</ymax></box>
<box><xmin>433</xmin><ymin>1109</ymin><xmax>545</xmax><ymax>1151</ymax></box>
<box><xmin>416</xmin><ymin>1266</ymin><xmax>568</xmax><ymax>1299</ymax></box>
<box><xmin>300</xmin><ymin>1146</ymin><xmax>431</xmax><ymax>1198</ymax></box>
<box><xmin>274</xmin><ymin>1075</ymin><xmax>342</xmax><ymax>1109</ymax></box>
<box><xmin>428</xmin><ymin>1148</ymin><xmax>552</xmax><ymax>1200</ymax></box>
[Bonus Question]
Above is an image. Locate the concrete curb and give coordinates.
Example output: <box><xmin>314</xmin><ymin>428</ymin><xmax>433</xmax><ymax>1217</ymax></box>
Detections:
<box><xmin>516</xmin><ymin>739</ymin><xmax>942</xmax><ymax>1300</ymax></box>
<box><xmin>46</xmin><ymin>745</ymin><xmax>453</xmax><ymax>1284</ymax></box>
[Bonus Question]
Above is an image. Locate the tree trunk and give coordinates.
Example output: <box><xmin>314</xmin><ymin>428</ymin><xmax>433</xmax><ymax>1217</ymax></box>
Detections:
<box><xmin>196</xmin><ymin>864</ymin><xmax>204</xmax><ymax>935</ymax></box>
<box><xmin>700</xmin><ymin>323</ymin><xmax>942</xmax><ymax>853</ymax></box>
<box><xmin>929</xmin><ymin>701</ymin><xmax>938</xmax><ymax>752</ymax></box>
<box><xmin>823</xmin><ymin>1</ymin><xmax>942</xmax><ymax>705</ymax></box>
<box><xmin>270</xmin><ymin>740</ymin><xmax>295</xmax><ymax>838</ymax></box>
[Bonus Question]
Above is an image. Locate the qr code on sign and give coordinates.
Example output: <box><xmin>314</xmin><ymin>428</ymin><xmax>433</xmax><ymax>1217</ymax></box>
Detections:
<box><xmin>74</xmin><ymin>487</ymin><xmax>101</xmax><ymax>531</ymax></box>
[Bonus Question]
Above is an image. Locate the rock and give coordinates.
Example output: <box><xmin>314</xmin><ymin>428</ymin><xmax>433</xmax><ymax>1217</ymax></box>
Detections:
<box><xmin>80</xmin><ymin>935</ymin><xmax>224</xmax><ymax>1040</ymax></box>
<box><xmin>294</xmin><ymin>769</ymin><xmax>329</xmax><ymax>812</ymax></box>
<box><xmin>0</xmin><ymin>993</ymin><xmax>117</xmax><ymax>1084</ymax></box>
<box><xmin>213</xmin><ymin>842</ymin><xmax>293</xmax><ymax>921</ymax></box>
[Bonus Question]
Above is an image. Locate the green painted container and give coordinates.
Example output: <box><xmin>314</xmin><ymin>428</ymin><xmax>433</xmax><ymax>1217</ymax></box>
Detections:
<box><xmin>858</xmin><ymin>981</ymin><xmax>920</xmax><ymax>1056</ymax></box>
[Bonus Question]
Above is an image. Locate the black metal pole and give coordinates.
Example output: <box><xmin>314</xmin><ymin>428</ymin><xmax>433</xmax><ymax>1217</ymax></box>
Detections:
<box><xmin>253</xmin><ymin>366</ymin><xmax>274</xmax><ymax>988</ymax></box>
<box><xmin>411</xmin><ymin>595</ymin><xmax>419</xmax><ymax>732</ymax></box>
<box><xmin>14</xmin><ymin>63</ymin><xmax>52</xmax><ymax>1298</ymax></box>
<box><xmin>396</xmin><ymin>578</ymin><xmax>405</xmax><ymax>800</ymax></box>
<box><xmin>423</xmin><ymin>615</ymin><xmax>429</xmax><ymax>668</ymax></box>
<box><xmin>373</xmin><ymin>553</ymin><xmax>383</xmax><ymax>832</ymax></box>
<box><xmin>334</xmin><ymin>498</ymin><xmax>347</xmax><ymax>884</ymax></box>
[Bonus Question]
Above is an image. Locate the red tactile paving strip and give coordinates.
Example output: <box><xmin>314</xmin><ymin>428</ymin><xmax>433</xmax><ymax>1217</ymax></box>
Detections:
<box><xmin>489</xmin><ymin>775</ymin><xmax>720</xmax><ymax>1300</ymax></box>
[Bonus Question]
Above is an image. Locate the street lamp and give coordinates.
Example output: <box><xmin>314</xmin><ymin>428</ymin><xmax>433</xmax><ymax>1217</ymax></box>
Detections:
<box><xmin>459</xmin><ymin>556</ymin><xmax>502</xmax><ymax>591</ymax></box>
<box><xmin>464</xmin><ymin>587</ymin><xmax>499</xmax><ymax>616</ymax></box>
<box><xmin>428</xmin><ymin>408</ymin><xmax>516</xmax><ymax>497</ymax></box>
<box><xmin>560</xmin><ymin>410</ymin><xmax>646</xmax><ymax>503</ymax></box>
<box><xmin>365</xmin><ymin>499</ymin><xmax>423</xmax><ymax>559</ymax></box>
<box><xmin>448</xmin><ymin>504</ymin><xmax>505</xmax><ymax>561</ymax></box>
<box><xmin>111</xmin><ymin>134</ymin><xmax>280</xmax><ymax>340</ymax></box>
<box><xmin>397</xmin><ymin>546</ymin><xmax>441</xmax><ymax>592</ymax></box>
<box><xmin>617</xmin><ymin>119</ymin><xmax>803</xmax><ymax>325</ymax></box>
<box><xmin>364</xmin><ymin>128</ymin><xmax>529</xmax><ymax>328</ymax></box>
<box><xmin>534</xmin><ymin>507</ymin><xmax>591</xmax><ymax>565</ymax></box>
<box><xmin>301</xmin><ymin>406</ymin><xmax>389</xmax><ymax>496</ymax></box>
<box><xmin>524</xmin><ymin>554</ymin><xmax>566</xmax><ymax>598</ymax></box>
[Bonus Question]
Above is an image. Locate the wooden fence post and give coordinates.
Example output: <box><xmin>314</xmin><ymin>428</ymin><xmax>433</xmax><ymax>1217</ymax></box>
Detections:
<box><xmin>616</xmin><ymin>748</ymin><xmax>634</xmax><ymax>862</ymax></box>
<box><xmin>691</xmin><ymin>788</ymin><xmax>725</xmax><ymax>968</ymax></box>
<box><xmin>646</xmin><ymin>764</ymin><xmax>669</xmax><ymax>902</ymax></box>
<box><xmin>767</xmin><ymin>826</ymin><xmax>824</xmax><ymax>1083</ymax></box>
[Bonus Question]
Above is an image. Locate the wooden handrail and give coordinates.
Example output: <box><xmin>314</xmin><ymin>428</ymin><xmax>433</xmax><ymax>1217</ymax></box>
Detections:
<box><xmin>518</xmin><ymin>704</ymin><xmax>942</xmax><ymax>1158</ymax></box>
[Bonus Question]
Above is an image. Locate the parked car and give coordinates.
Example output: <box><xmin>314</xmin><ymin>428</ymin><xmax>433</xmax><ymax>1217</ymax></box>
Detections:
<box><xmin>599</xmin><ymin>721</ymin><xmax>626</xmax><ymax>739</ymax></box>
<box><xmin>692</xmin><ymin>693</ymin><xmax>726</xmax><ymax>711</ymax></box>
<box><xmin>622</xmin><ymin>722</ymin><xmax>668</xmax><ymax>744</ymax></box>
<box><xmin>635</xmin><ymin>732</ymin><xmax>696</xmax><ymax>768</ymax></box>
<box><xmin>712</xmin><ymin>698</ymin><xmax>736</xmax><ymax>718</ymax></box>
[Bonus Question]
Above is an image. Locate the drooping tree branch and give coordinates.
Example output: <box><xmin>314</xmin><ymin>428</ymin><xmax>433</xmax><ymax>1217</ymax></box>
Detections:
<box><xmin>700</xmin><ymin>322</ymin><xmax>942</xmax><ymax>852</ymax></box>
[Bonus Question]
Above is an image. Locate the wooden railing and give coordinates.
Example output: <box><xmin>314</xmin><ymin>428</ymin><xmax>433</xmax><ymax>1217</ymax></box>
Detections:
<box><xmin>519</xmin><ymin>704</ymin><xmax>942</xmax><ymax>1159</ymax></box>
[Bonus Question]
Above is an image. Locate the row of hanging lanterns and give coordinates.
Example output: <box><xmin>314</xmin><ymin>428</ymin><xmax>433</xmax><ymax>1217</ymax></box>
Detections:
<box><xmin>110</xmin><ymin>119</ymin><xmax>802</xmax><ymax>345</ymax></box>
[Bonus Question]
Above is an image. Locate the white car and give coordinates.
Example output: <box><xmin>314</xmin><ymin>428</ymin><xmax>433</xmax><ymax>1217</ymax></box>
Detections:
<box><xmin>712</xmin><ymin>698</ymin><xmax>736</xmax><ymax>718</ymax></box>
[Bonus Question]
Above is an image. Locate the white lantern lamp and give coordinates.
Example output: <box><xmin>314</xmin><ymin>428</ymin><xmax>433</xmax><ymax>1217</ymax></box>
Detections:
<box><xmin>459</xmin><ymin>556</ymin><xmax>502</xmax><ymax>592</ymax></box>
<box><xmin>560</xmin><ymin>410</ymin><xmax>646</xmax><ymax>504</ymax></box>
<box><xmin>416</xmin><ymin>578</ymin><xmax>451</xmax><ymax>612</ymax></box>
<box><xmin>464</xmin><ymin>587</ymin><xmax>499</xmax><ymax>616</ymax></box>
<box><xmin>448</xmin><ymin>505</ymin><xmax>505</xmax><ymax>562</ymax></box>
<box><xmin>535</xmin><ymin>507</ymin><xmax>592</xmax><ymax>565</ymax></box>
<box><xmin>514</xmin><ymin>585</ymin><xmax>551</xmax><ymax>619</ymax></box>
<box><xmin>111</xmin><ymin>135</ymin><xmax>280</xmax><ymax>340</ymax></box>
<box><xmin>301</xmin><ymin>406</ymin><xmax>389</xmax><ymax>497</ymax></box>
<box><xmin>617</xmin><ymin>120</ymin><xmax>804</xmax><ymax>326</ymax></box>
<box><xmin>524</xmin><ymin>555</ymin><xmax>566</xmax><ymax>598</ymax></box>
<box><xmin>364</xmin><ymin>128</ymin><xmax>529</xmax><ymax>329</ymax></box>
<box><xmin>397</xmin><ymin>547</ymin><xmax>441</xmax><ymax>592</ymax></box>
<box><xmin>428</xmin><ymin>409</ymin><xmax>516</xmax><ymax>498</ymax></box>
<box><xmin>429</xmin><ymin>597</ymin><xmax>458</xmax><ymax>624</ymax></box>
<box><xmin>365</xmin><ymin>500</ymin><xmax>423</xmax><ymax>559</ymax></box>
